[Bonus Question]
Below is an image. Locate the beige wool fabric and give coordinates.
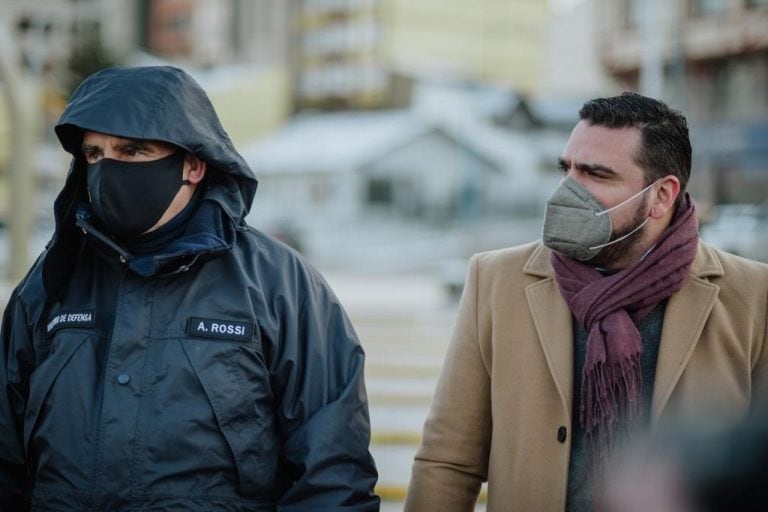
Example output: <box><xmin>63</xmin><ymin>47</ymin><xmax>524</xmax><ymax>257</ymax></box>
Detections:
<box><xmin>405</xmin><ymin>240</ymin><xmax>768</xmax><ymax>512</ymax></box>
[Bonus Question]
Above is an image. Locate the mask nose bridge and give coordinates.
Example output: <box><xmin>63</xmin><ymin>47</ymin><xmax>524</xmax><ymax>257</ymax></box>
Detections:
<box><xmin>562</xmin><ymin>175</ymin><xmax>601</xmax><ymax>205</ymax></box>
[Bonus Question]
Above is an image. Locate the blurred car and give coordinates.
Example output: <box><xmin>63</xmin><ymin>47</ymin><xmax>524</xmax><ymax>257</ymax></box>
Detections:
<box><xmin>436</xmin><ymin>257</ymin><xmax>470</xmax><ymax>300</ymax></box>
<box><xmin>700</xmin><ymin>202</ymin><xmax>768</xmax><ymax>263</ymax></box>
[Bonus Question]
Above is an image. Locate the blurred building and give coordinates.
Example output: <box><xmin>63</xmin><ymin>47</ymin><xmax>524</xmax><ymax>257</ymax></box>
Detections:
<box><xmin>294</xmin><ymin>0</ymin><xmax>388</xmax><ymax>110</ymax></box>
<box><xmin>137</xmin><ymin>0</ymin><xmax>293</xmax><ymax>142</ymax></box>
<box><xmin>596</xmin><ymin>0</ymin><xmax>768</xmax><ymax>207</ymax></box>
<box><xmin>0</xmin><ymin>0</ymin><xmax>298</xmax><ymax>233</ymax></box>
<box><xmin>139</xmin><ymin>0</ymin><xmax>289</xmax><ymax>68</ymax></box>
<box><xmin>1</xmin><ymin>0</ymin><xmax>136</xmax><ymax>149</ymax></box>
<box><xmin>3</xmin><ymin>0</ymin><xmax>137</xmax><ymax>77</ymax></box>
<box><xmin>1</xmin><ymin>0</ymin><xmax>138</xmax><ymax>224</ymax></box>
<box><xmin>242</xmin><ymin>111</ymin><xmax>542</xmax><ymax>225</ymax></box>
<box><xmin>294</xmin><ymin>0</ymin><xmax>573</xmax><ymax>110</ymax></box>
<box><xmin>142</xmin><ymin>0</ymin><xmax>391</xmax><ymax>112</ymax></box>
<box><xmin>542</xmin><ymin>0</ymin><xmax>616</xmax><ymax>99</ymax></box>
<box><xmin>1</xmin><ymin>0</ymin><xmax>296</xmax><ymax>144</ymax></box>
<box><xmin>385</xmin><ymin>0</ymin><xmax>550</xmax><ymax>96</ymax></box>
<box><xmin>240</xmin><ymin>79</ymin><xmax>568</xmax><ymax>267</ymax></box>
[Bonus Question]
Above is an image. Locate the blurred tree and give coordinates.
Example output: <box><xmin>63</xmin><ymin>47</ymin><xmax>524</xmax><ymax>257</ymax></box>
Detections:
<box><xmin>65</xmin><ymin>30</ymin><xmax>122</xmax><ymax>97</ymax></box>
<box><xmin>0</xmin><ymin>22</ymin><xmax>39</xmax><ymax>280</ymax></box>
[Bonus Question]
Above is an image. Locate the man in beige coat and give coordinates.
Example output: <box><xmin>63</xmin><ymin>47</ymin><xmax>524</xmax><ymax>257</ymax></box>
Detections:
<box><xmin>405</xmin><ymin>93</ymin><xmax>768</xmax><ymax>512</ymax></box>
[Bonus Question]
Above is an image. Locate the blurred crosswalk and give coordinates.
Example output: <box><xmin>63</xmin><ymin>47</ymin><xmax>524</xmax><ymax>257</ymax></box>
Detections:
<box><xmin>325</xmin><ymin>270</ymin><xmax>486</xmax><ymax>511</ymax></box>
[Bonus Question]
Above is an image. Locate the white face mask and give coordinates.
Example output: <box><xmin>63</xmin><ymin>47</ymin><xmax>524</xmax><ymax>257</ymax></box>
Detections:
<box><xmin>542</xmin><ymin>177</ymin><xmax>657</xmax><ymax>261</ymax></box>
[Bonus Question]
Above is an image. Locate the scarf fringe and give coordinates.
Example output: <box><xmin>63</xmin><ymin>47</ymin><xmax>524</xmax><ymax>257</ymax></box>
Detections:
<box><xmin>580</xmin><ymin>355</ymin><xmax>643</xmax><ymax>453</ymax></box>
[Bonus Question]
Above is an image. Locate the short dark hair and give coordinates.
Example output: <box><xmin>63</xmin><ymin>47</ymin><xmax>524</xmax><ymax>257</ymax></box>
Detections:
<box><xmin>579</xmin><ymin>92</ymin><xmax>691</xmax><ymax>201</ymax></box>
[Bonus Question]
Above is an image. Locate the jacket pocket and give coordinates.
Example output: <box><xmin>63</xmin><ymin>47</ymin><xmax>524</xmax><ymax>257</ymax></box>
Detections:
<box><xmin>24</xmin><ymin>331</ymin><xmax>92</xmax><ymax>453</ymax></box>
<box><xmin>178</xmin><ymin>336</ymin><xmax>279</xmax><ymax>499</ymax></box>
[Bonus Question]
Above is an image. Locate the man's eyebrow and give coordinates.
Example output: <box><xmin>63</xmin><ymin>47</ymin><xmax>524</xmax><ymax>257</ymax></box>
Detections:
<box><xmin>114</xmin><ymin>140</ymin><xmax>150</xmax><ymax>151</ymax></box>
<box><xmin>81</xmin><ymin>143</ymin><xmax>101</xmax><ymax>153</ymax></box>
<box><xmin>576</xmin><ymin>162</ymin><xmax>617</xmax><ymax>176</ymax></box>
<box><xmin>560</xmin><ymin>157</ymin><xmax>618</xmax><ymax>177</ymax></box>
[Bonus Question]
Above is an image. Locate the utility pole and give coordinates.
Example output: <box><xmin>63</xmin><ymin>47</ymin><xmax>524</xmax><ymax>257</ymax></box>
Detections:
<box><xmin>0</xmin><ymin>18</ymin><xmax>40</xmax><ymax>281</ymax></box>
<box><xmin>640</xmin><ymin>0</ymin><xmax>664</xmax><ymax>99</ymax></box>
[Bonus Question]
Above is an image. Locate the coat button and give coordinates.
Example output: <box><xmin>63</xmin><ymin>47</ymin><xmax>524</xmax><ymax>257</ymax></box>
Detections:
<box><xmin>557</xmin><ymin>426</ymin><xmax>567</xmax><ymax>443</ymax></box>
<box><xmin>116</xmin><ymin>373</ymin><xmax>130</xmax><ymax>385</ymax></box>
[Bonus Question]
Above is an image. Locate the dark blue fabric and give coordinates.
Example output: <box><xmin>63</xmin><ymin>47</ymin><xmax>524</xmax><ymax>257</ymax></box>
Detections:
<box><xmin>123</xmin><ymin>182</ymin><xmax>205</xmax><ymax>256</ymax></box>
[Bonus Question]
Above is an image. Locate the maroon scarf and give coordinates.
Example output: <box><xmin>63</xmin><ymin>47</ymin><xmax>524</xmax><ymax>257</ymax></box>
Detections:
<box><xmin>551</xmin><ymin>194</ymin><xmax>699</xmax><ymax>462</ymax></box>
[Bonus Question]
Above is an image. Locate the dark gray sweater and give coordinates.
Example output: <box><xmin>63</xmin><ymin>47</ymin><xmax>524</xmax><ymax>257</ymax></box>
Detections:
<box><xmin>565</xmin><ymin>301</ymin><xmax>666</xmax><ymax>512</ymax></box>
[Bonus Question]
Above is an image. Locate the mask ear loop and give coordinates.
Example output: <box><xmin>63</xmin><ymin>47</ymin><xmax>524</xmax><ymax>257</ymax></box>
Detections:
<box><xmin>588</xmin><ymin>217</ymin><xmax>650</xmax><ymax>250</ymax></box>
<box><xmin>594</xmin><ymin>179</ymin><xmax>659</xmax><ymax>218</ymax></box>
<box><xmin>588</xmin><ymin>180</ymin><xmax>659</xmax><ymax>251</ymax></box>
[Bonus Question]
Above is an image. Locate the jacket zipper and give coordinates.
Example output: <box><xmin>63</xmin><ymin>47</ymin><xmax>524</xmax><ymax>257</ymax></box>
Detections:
<box><xmin>75</xmin><ymin>215</ymin><xmax>134</xmax><ymax>264</ymax></box>
<box><xmin>90</xmin><ymin>267</ymin><xmax>128</xmax><ymax>500</ymax></box>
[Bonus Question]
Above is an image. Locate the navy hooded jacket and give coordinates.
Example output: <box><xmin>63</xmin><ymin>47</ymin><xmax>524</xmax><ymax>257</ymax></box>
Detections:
<box><xmin>0</xmin><ymin>66</ymin><xmax>379</xmax><ymax>511</ymax></box>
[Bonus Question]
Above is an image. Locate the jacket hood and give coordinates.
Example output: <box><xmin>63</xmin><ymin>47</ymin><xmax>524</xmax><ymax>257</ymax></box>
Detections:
<box><xmin>55</xmin><ymin>65</ymin><xmax>257</xmax><ymax>219</ymax></box>
<box><xmin>44</xmin><ymin>66</ymin><xmax>258</xmax><ymax>300</ymax></box>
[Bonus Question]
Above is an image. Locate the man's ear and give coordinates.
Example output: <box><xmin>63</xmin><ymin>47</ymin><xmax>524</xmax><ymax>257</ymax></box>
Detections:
<box><xmin>649</xmin><ymin>175</ymin><xmax>680</xmax><ymax>219</ymax></box>
<box><xmin>184</xmin><ymin>153</ymin><xmax>207</xmax><ymax>184</ymax></box>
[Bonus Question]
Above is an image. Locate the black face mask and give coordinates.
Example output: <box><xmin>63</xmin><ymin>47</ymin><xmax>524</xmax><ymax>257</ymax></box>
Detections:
<box><xmin>86</xmin><ymin>152</ymin><xmax>187</xmax><ymax>237</ymax></box>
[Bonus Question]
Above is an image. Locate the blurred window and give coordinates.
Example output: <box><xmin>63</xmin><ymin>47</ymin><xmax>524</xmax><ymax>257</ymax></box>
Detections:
<box><xmin>691</xmin><ymin>0</ymin><xmax>727</xmax><ymax>15</ymax></box>
<box><xmin>367</xmin><ymin>179</ymin><xmax>393</xmax><ymax>205</ymax></box>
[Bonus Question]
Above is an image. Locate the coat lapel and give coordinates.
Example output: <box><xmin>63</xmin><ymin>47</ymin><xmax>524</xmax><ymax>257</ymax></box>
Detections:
<box><xmin>523</xmin><ymin>242</ymin><xmax>726</xmax><ymax>426</ymax></box>
<box><xmin>650</xmin><ymin>242</ymin><xmax>724</xmax><ymax>423</ymax></box>
<box><xmin>524</xmin><ymin>244</ymin><xmax>574</xmax><ymax>418</ymax></box>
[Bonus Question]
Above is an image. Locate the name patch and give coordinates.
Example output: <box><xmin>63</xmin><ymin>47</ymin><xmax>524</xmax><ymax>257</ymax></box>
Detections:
<box><xmin>47</xmin><ymin>310</ymin><xmax>95</xmax><ymax>334</ymax></box>
<box><xmin>187</xmin><ymin>317</ymin><xmax>254</xmax><ymax>342</ymax></box>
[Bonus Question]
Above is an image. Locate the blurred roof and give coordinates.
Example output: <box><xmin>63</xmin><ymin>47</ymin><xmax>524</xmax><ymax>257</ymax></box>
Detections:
<box><xmin>240</xmin><ymin>110</ymin><xmax>430</xmax><ymax>175</ymax></box>
<box><xmin>527</xmin><ymin>97</ymin><xmax>582</xmax><ymax>128</ymax></box>
<box><xmin>240</xmin><ymin>108</ymin><xmax>540</xmax><ymax>181</ymax></box>
<box><xmin>240</xmin><ymin>74</ymin><xmax>560</xmax><ymax>179</ymax></box>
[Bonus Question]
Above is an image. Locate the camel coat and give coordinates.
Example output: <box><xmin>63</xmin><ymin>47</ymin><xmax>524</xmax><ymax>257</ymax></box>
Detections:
<box><xmin>405</xmin><ymin>240</ymin><xmax>768</xmax><ymax>512</ymax></box>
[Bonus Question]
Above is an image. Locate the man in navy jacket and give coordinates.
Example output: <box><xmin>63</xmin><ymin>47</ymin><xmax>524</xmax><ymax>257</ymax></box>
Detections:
<box><xmin>0</xmin><ymin>66</ymin><xmax>379</xmax><ymax>511</ymax></box>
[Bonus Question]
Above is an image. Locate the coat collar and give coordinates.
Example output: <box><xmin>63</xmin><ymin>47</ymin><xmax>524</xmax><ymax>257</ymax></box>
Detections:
<box><xmin>523</xmin><ymin>239</ymin><xmax>723</xmax><ymax>425</ymax></box>
<box><xmin>522</xmin><ymin>239</ymin><xmax>724</xmax><ymax>279</ymax></box>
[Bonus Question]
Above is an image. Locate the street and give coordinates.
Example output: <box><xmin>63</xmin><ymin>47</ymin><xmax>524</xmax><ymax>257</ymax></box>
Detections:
<box><xmin>323</xmin><ymin>269</ymin><xmax>487</xmax><ymax>511</ymax></box>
